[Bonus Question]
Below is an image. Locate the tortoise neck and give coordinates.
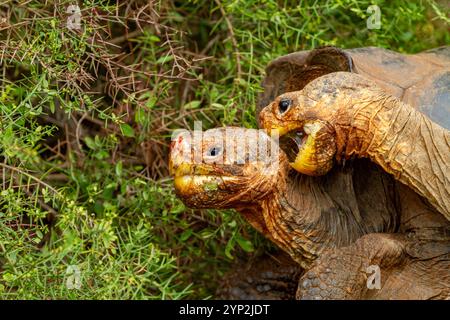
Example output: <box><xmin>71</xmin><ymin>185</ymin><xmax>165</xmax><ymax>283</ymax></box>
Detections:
<box><xmin>261</xmin><ymin>162</ymin><xmax>401</xmax><ymax>268</ymax></box>
<box><xmin>260</xmin><ymin>172</ymin><xmax>339</xmax><ymax>268</ymax></box>
<box><xmin>339</xmin><ymin>92</ymin><xmax>450</xmax><ymax>218</ymax></box>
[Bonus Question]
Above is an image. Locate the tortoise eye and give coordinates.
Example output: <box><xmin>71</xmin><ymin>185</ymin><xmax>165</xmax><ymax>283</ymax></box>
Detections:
<box><xmin>278</xmin><ymin>98</ymin><xmax>292</xmax><ymax>114</ymax></box>
<box><xmin>207</xmin><ymin>146</ymin><xmax>221</xmax><ymax>157</ymax></box>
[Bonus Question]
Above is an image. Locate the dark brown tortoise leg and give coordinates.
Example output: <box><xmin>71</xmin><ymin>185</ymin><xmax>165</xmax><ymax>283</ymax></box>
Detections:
<box><xmin>296</xmin><ymin>233</ymin><xmax>406</xmax><ymax>300</ymax></box>
<box><xmin>217</xmin><ymin>250</ymin><xmax>303</xmax><ymax>300</ymax></box>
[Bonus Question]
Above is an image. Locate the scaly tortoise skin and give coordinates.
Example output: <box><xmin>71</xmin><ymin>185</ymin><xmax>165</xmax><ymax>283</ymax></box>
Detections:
<box><xmin>170</xmin><ymin>47</ymin><xmax>450</xmax><ymax>299</ymax></box>
<box><xmin>170</xmin><ymin>127</ymin><xmax>450</xmax><ymax>299</ymax></box>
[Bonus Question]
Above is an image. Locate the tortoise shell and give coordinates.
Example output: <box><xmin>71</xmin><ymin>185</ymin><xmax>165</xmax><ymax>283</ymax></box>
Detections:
<box><xmin>258</xmin><ymin>46</ymin><xmax>450</xmax><ymax>129</ymax></box>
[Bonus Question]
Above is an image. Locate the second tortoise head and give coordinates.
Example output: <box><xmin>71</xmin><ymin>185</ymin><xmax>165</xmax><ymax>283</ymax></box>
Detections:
<box><xmin>259</xmin><ymin>72</ymin><xmax>380</xmax><ymax>176</ymax></box>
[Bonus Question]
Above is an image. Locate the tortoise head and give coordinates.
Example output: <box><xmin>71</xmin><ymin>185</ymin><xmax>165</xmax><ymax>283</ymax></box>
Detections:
<box><xmin>259</xmin><ymin>72</ymin><xmax>374</xmax><ymax>176</ymax></box>
<box><xmin>170</xmin><ymin>127</ymin><xmax>288</xmax><ymax>209</ymax></box>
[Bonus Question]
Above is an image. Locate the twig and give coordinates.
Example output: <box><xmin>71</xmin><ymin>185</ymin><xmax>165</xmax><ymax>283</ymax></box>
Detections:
<box><xmin>76</xmin><ymin>112</ymin><xmax>88</xmax><ymax>154</ymax></box>
<box><xmin>11</xmin><ymin>174</ymin><xmax>58</xmax><ymax>219</ymax></box>
<box><xmin>0</xmin><ymin>163</ymin><xmax>61</xmax><ymax>196</ymax></box>
<box><xmin>214</xmin><ymin>0</ymin><xmax>242</xmax><ymax>79</ymax></box>
<box><xmin>109</xmin><ymin>28</ymin><xmax>146</xmax><ymax>45</ymax></box>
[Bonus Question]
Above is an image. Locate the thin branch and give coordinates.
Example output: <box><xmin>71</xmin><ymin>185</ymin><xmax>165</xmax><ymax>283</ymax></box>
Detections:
<box><xmin>214</xmin><ymin>0</ymin><xmax>242</xmax><ymax>79</ymax></box>
<box><xmin>0</xmin><ymin>163</ymin><xmax>61</xmax><ymax>197</ymax></box>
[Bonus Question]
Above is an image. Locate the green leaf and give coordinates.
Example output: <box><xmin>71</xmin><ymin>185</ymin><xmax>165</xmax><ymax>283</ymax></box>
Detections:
<box><xmin>183</xmin><ymin>100</ymin><xmax>201</xmax><ymax>109</ymax></box>
<box><xmin>180</xmin><ymin>229</ymin><xmax>193</xmax><ymax>241</ymax></box>
<box><xmin>2</xmin><ymin>272</ymin><xmax>15</xmax><ymax>283</ymax></box>
<box><xmin>225</xmin><ymin>237</ymin><xmax>235</xmax><ymax>260</ymax></box>
<box><xmin>199</xmin><ymin>229</ymin><xmax>214</xmax><ymax>239</ymax></box>
<box><xmin>115</xmin><ymin>161</ymin><xmax>123</xmax><ymax>177</ymax></box>
<box><xmin>148</xmin><ymin>35</ymin><xmax>160</xmax><ymax>42</ymax></box>
<box><xmin>170</xmin><ymin>202</ymin><xmax>185</xmax><ymax>214</ymax></box>
<box><xmin>95</xmin><ymin>150</ymin><xmax>109</xmax><ymax>160</ymax></box>
<box><xmin>146</xmin><ymin>96</ymin><xmax>158</xmax><ymax>109</ymax></box>
<box><xmin>49</xmin><ymin>98</ymin><xmax>55</xmax><ymax>113</ymax></box>
<box><xmin>211</xmin><ymin>103</ymin><xmax>224</xmax><ymax>109</ymax></box>
<box><xmin>42</xmin><ymin>77</ymin><xmax>48</xmax><ymax>89</ymax></box>
<box><xmin>120</xmin><ymin>123</ymin><xmax>135</xmax><ymax>137</ymax></box>
<box><xmin>156</xmin><ymin>55</ymin><xmax>174</xmax><ymax>64</ymax></box>
<box><xmin>227</xmin><ymin>220</ymin><xmax>237</xmax><ymax>228</ymax></box>
<box><xmin>135</xmin><ymin>108</ymin><xmax>147</xmax><ymax>124</ymax></box>
<box><xmin>84</xmin><ymin>136</ymin><xmax>96</xmax><ymax>150</ymax></box>
<box><xmin>236</xmin><ymin>236</ymin><xmax>254</xmax><ymax>253</ymax></box>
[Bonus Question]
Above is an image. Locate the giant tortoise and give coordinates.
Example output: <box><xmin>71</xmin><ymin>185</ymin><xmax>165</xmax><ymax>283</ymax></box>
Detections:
<box><xmin>170</xmin><ymin>47</ymin><xmax>450</xmax><ymax>299</ymax></box>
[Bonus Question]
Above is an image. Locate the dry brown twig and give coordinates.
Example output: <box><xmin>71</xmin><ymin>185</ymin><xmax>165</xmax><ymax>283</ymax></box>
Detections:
<box><xmin>214</xmin><ymin>0</ymin><xmax>242</xmax><ymax>79</ymax></box>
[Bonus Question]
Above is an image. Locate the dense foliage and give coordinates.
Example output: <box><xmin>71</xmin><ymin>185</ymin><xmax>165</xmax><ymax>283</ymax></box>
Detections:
<box><xmin>0</xmin><ymin>0</ymin><xmax>448</xmax><ymax>299</ymax></box>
